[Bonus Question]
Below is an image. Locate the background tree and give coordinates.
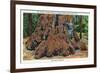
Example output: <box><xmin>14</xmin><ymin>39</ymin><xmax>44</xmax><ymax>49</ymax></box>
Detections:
<box><xmin>28</xmin><ymin>13</ymin><xmax>32</xmax><ymax>36</ymax></box>
<box><xmin>23</xmin><ymin>13</ymin><xmax>40</xmax><ymax>38</ymax></box>
<box><xmin>73</xmin><ymin>15</ymin><xmax>88</xmax><ymax>39</ymax></box>
<box><xmin>23</xmin><ymin>13</ymin><xmax>29</xmax><ymax>37</ymax></box>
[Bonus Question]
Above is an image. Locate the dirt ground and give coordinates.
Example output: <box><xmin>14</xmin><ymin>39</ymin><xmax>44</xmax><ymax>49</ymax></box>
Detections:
<box><xmin>23</xmin><ymin>50</ymin><xmax>88</xmax><ymax>60</ymax></box>
<box><xmin>23</xmin><ymin>37</ymin><xmax>88</xmax><ymax>60</ymax></box>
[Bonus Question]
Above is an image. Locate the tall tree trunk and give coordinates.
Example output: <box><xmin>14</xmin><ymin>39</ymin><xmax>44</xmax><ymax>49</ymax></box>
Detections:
<box><xmin>80</xmin><ymin>16</ymin><xmax>82</xmax><ymax>39</ymax></box>
<box><xmin>52</xmin><ymin>15</ymin><xmax>56</xmax><ymax>28</ymax></box>
<box><xmin>55</xmin><ymin>14</ymin><xmax>59</xmax><ymax>26</ymax></box>
<box><xmin>28</xmin><ymin>13</ymin><xmax>32</xmax><ymax>36</ymax></box>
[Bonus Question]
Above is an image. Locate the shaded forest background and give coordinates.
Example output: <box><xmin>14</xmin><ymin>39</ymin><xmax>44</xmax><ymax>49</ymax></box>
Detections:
<box><xmin>23</xmin><ymin>13</ymin><xmax>88</xmax><ymax>40</ymax></box>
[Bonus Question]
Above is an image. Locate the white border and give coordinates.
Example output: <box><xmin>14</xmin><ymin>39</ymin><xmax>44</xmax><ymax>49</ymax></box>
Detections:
<box><xmin>16</xmin><ymin>4</ymin><xmax>94</xmax><ymax>69</ymax></box>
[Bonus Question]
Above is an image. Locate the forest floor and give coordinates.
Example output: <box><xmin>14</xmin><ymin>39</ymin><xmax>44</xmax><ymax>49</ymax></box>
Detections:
<box><xmin>23</xmin><ymin>37</ymin><xmax>88</xmax><ymax>60</ymax></box>
<box><xmin>23</xmin><ymin>50</ymin><xmax>88</xmax><ymax>60</ymax></box>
